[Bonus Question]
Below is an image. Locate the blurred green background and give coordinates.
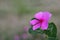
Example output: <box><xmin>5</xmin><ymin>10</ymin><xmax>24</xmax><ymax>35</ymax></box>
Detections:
<box><xmin>0</xmin><ymin>0</ymin><xmax>60</xmax><ymax>40</ymax></box>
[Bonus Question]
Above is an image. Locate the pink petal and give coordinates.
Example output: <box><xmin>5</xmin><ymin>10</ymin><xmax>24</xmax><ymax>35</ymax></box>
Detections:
<box><xmin>34</xmin><ymin>12</ymin><xmax>43</xmax><ymax>20</ymax></box>
<box><xmin>30</xmin><ymin>19</ymin><xmax>39</xmax><ymax>25</ymax></box>
<box><xmin>34</xmin><ymin>11</ymin><xmax>52</xmax><ymax>21</ymax></box>
<box><xmin>41</xmin><ymin>21</ymin><xmax>48</xmax><ymax>30</ymax></box>
<box><xmin>42</xmin><ymin>11</ymin><xmax>52</xmax><ymax>21</ymax></box>
<box><xmin>33</xmin><ymin>23</ymin><xmax>41</xmax><ymax>30</ymax></box>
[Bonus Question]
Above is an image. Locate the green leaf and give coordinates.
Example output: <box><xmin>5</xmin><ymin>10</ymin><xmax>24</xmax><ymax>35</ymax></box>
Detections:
<box><xmin>29</xmin><ymin>27</ymin><xmax>44</xmax><ymax>35</ymax></box>
<box><xmin>35</xmin><ymin>28</ymin><xmax>44</xmax><ymax>34</ymax></box>
<box><xmin>44</xmin><ymin>22</ymin><xmax>57</xmax><ymax>37</ymax></box>
<box><xmin>29</xmin><ymin>27</ymin><xmax>37</xmax><ymax>35</ymax></box>
<box><xmin>28</xmin><ymin>27</ymin><xmax>44</xmax><ymax>40</ymax></box>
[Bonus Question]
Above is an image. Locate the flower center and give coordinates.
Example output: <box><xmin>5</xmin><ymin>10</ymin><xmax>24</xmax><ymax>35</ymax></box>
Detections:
<box><xmin>33</xmin><ymin>19</ymin><xmax>44</xmax><ymax>26</ymax></box>
<box><xmin>39</xmin><ymin>19</ymin><xmax>44</xmax><ymax>24</ymax></box>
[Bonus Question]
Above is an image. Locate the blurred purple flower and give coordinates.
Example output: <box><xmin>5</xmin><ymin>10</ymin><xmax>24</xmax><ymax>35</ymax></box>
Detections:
<box><xmin>22</xmin><ymin>33</ymin><xmax>28</xmax><ymax>39</ymax></box>
<box><xmin>24</xmin><ymin>26</ymin><xmax>29</xmax><ymax>32</ymax></box>
<box><xmin>30</xmin><ymin>11</ymin><xmax>52</xmax><ymax>30</ymax></box>
<box><xmin>14</xmin><ymin>34</ymin><xmax>20</xmax><ymax>40</ymax></box>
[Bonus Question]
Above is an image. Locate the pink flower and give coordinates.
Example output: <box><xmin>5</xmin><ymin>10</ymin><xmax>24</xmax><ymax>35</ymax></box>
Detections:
<box><xmin>30</xmin><ymin>11</ymin><xmax>52</xmax><ymax>30</ymax></box>
<box><xmin>14</xmin><ymin>34</ymin><xmax>20</xmax><ymax>40</ymax></box>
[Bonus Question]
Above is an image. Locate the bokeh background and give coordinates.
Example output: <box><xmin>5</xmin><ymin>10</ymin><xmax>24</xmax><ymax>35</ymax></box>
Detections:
<box><xmin>0</xmin><ymin>0</ymin><xmax>60</xmax><ymax>40</ymax></box>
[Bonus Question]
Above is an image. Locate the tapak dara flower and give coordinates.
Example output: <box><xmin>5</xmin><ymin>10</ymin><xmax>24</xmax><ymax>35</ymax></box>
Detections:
<box><xmin>30</xmin><ymin>11</ymin><xmax>52</xmax><ymax>30</ymax></box>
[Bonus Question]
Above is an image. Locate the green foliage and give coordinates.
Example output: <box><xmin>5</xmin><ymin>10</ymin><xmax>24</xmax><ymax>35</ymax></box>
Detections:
<box><xmin>29</xmin><ymin>27</ymin><xmax>44</xmax><ymax>40</ymax></box>
<box><xmin>29</xmin><ymin>22</ymin><xmax>57</xmax><ymax>40</ymax></box>
<box><xmin>44</xmin><ymin>22</ymin><xmax>57</xmax><ymax>37</ymax></box>
<box><xmin>29</xmin><ymin>27</ymin><xmax>44</xmax><ymax>35</ymax></box>
<box><xmin>44</xmin><ymin>22</ymin><xmax>57</xmax><ymax>40</ymax></box>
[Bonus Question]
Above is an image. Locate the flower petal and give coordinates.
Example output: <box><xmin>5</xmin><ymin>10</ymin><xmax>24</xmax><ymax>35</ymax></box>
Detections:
<box><xmin>30</xmin><ymin>19</ymin><xmax>39</xmax><ymax>25</ymax></box>
<box><xmin>33</xmin><ymin>23</ymin><xmax>40</xmax><ymax>30</ymax></box>
<box><xmin>34</xmin><ymin>11</ymin><xmax>52</xmax><ymax>21</ymax></box>
<box><xmin>42</xmin><ymin>11</ymin><xmax>52</xmax><ymax>21</ymax></box>
<box><xmin>34</xmin><ymin>12</ymin><xmax>43</xmax><ymax>20</ymax></box>
<box><xmin>41</xmin><ymin>21</ymin><xmax>48</xmax><ymax>30</ymax></box>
